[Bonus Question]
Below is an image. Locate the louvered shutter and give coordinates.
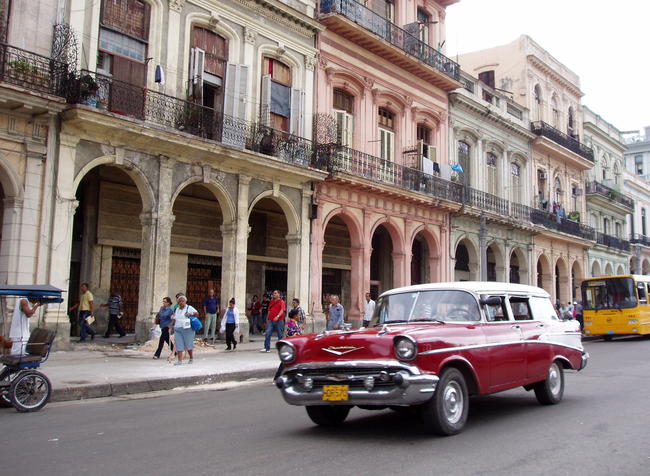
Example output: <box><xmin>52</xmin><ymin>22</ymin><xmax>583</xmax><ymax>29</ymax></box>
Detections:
<box><xmin>222</xmin><ymin>63</ymin><xmax>249</xmax><ymax>148</ymax></box>
<box><xmin>290</xmin><ymin>88</ymin><xmax>305</xmax><ymax>136</ymax></box>
<box><xmin>260</xmin><ymin>75</ymin><xmax>271</xmax><ymax>126</ymax></box>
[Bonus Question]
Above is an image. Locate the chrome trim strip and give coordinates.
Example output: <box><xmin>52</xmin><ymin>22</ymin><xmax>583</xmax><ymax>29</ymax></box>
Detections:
<box><xmin>285</xmin><ymin>360</ymin><xmax>421</xmax><ymax>374</ymax></box>
<box><xmin>419</xmin><ymin>339</ymin><xmax>584</xmax><ymax>356</ymax></box>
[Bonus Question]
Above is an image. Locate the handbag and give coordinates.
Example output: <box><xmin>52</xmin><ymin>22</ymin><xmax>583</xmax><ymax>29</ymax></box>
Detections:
<box><xmin>189</xmin><ymin>315</ymin><xmax>203</xmax><ymax>331</ymax></box>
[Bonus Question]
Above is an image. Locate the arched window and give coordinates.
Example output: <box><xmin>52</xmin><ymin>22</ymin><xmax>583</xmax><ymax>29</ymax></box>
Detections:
<box><xmin>457</xmin><ymin>141</ymin><xmax>470</xmax><ymax>186</ymax></box>
<box><xmin>486</xmin><ymin>152</ymin><xmax>498</xmax><ymax>196</ymax></box>
<box><xmin>378</xmin><ymin>107</ymin><xmax>395</xmax><ymax>161</ymax></box>
<box><xmin>333</xmin><ymin>88</ymin><xmax>354</xmax><ymax>147</ymax></box>
<box><xmin>533</xmin><ymin>84</ymin><xmax>542</xmax><ymax>121</ymax></box>
<box><xmin>510</xmin><ymin>161</ymin><xmax>521</xmax><ymax>203</ymax></box>
<box><xmin>603</xmin><ymin>217</ymin><xmax>610</xmax><ymax>235</ymax></box>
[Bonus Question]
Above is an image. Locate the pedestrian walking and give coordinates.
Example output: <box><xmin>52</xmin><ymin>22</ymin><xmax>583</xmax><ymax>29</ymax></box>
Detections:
<box><xmin>327</xmin><ymin>295</ymin><xmax>344</xmax><ymax>330</ymax></box>
<box><xmin>153</xmin><ymin>297</ymin><xmax>174</xmax><ymax>359</ymax></box>
<box><xmin>286</xmin><ymin>298</ymin><xmax>305</xmax><ymax>336</ymax></box>
<box><xmin>261</xmin><ymin>290</ymin><xmax>285</xmax><ymax>352</ymax></box>
<box><xmin>69</xmin><ymin>283</ymin><xmax>96</xmax><ymax>342</ymax></box>
<box><xmin>220</xmin><ymin>298</ymin><xmax>240</xmax><ymax>351</ymax></box>
<box><xmin>248</xmin><ymin>295</ymin><xmax>262</xmax><ymax>335</ymax></box>
<box><xmin>260</xmin><ymin>294</ymin><xmax>270</xmax><ymax>332</ymax></box>
<box><xmin>172</xmin><ymin>295</ymin><xmax>198</xmax><ymax>365</ymax></box>
<box><xmin>202</xmin><ymin>289</ymin><xmax>220</xmax><ymax>344</ymax></box>
<box><xmin>363</xmin><ymin>292</ymin><xmax>375</xmax><ymax>328</ymax></box>
<box><xmin>101</xmin><ymin>290</ymin><xmax>126</xmax><ymax>338</ymax></box>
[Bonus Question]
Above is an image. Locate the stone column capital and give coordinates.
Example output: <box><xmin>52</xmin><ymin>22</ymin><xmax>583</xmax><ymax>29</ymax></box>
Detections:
<box><xmin>239</xmin><ymin>174</ymin><xmax>252</xmax><ymax>186</ymax></box>
<box><xmin>169</xmin><ymin>0</ymin><xmax>185</xmax><ymax>13</ymax></box>
<box><xmin>59</xmin><ymin>132</ymin><xmax>80</xmax><ymax>148</ymax></box>
<box><xmin>220</xmin><ymin>221</ymin><xmax>237</xmax><ymax>236</ymax></box>
<box><xmin>159</xmin><ymin>155</ymin><xmax>177</xmax><ymax>170</ymax></box>
<box><xmin>286</xmin><ymin>233</ymin><xmax>302</xmax><ymax>246</ymax></box>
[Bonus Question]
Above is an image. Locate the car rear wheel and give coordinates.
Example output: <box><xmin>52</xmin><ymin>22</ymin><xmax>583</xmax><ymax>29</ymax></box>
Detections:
<box><xmin>420</xmin><ymin>367</ymin><xmax>469</xmax><ymax>436</ymax></box>
<box><xmin>305</xmin><ymin>405</ymin><xmax>351</xmax><ymax>426</ymax></box>
<box><xmin>533</xmin><ymin>361</ymin><xmax>564</xmax><ymax>405</ymax></box>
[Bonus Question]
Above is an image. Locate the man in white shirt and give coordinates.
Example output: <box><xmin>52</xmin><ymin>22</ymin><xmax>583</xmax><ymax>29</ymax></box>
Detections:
<box><xmin>363</xmin><ymin>292</ymin><xmax>375</xmax><ymax>328</ymax></box>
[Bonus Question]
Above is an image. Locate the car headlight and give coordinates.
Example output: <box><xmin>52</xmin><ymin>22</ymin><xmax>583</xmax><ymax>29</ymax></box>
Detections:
<box><xmin>394</xmin><ymin>336</ymin><xmax>417</xmax><ymax>361</ymax></box>
<box><xmin>277</xmin><ymin>342</ymin><xmax>296</xmax><ymax>363</ymax></box>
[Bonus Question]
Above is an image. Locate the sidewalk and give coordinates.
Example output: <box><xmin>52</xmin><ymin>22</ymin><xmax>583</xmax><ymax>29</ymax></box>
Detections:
<box><xmin>45</xmin><ymin>335</ymin><xmax>280</xmax><ymax>402</ymax></box>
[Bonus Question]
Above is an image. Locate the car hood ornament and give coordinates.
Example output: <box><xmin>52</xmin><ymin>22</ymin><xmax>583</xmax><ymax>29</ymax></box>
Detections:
<box><xmin>322</xmin><ymin>346</ymin><xmax>364</xmax><ymax>356</ymax></box>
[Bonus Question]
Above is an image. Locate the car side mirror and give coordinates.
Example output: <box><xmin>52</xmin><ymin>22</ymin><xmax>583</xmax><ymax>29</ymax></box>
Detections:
<box><xmin>480</xmin><ymin>296</ymin><xmax>502</xmax><ymax>306</ymax></box>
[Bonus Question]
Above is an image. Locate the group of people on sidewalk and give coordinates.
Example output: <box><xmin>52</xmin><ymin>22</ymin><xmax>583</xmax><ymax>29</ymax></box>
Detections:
<box><xmin>69</xmin><ymin>283</ymin><xmax>126</xmax><ymax>342</ymax></box>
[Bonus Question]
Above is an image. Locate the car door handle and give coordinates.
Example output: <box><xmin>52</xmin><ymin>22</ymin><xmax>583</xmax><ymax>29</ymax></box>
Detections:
<box><xmin>510</xmin><ymin>324</ymin><xmax>521</xmax><ymax>330</ymax></box>
<box><xmin>536</xmin><ymin>323</ymin><xmax>545</xmax><ymax>328</ymax></box>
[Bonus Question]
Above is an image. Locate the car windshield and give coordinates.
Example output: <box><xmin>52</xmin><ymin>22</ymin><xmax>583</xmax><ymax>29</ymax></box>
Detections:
<box><xmin>372</xmin><ymin>290</ymin><xmax>480</xmax><ymax>324</ymax></box>
<box><xmin>581</xmin><ymin>277</ymin><xmax>637</xmax><ymax>310</ymax></box>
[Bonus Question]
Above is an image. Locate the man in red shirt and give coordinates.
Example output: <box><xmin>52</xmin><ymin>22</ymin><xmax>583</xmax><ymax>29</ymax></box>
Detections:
<box><xmin>261</xmin><ymin>289</ymin><xmax>286</xmax><ymax>352</ymax></box>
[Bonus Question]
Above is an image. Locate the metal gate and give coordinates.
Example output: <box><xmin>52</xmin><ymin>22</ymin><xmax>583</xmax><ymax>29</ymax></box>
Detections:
<box><xmin>110</xmin><ymin>249</ymin><xmax>140</xmax><ymax>333</ymax></box>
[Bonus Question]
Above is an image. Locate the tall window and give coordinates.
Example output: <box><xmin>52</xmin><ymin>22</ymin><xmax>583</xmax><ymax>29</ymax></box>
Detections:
<box><xmin>189</xmin><ymin>26</ymin><xmax>227</xmax><ymax>111</ymax></box>
<box><xmin>554</xmin><ymin>177</ymin><xmax>562</xmax><ymax>204</ymax></box>
<box><xmin>603</xmin><ymin>218</ymin><xmax>610</xmax><ymax>235</ymax></box>
<box><xmin>568</xmin><ymin>106</ymin><xmax>575</xmax><ymax>137</ymax></box>
<box><xmin>378</xmin><ymin>107</ymin><xmax>394</xmax><ymax>161</ymax></box>
<box><xmin>533</xmin><ymin>84</ymin><xmax>542</xmax><ymax>121</ymax></box>
<box><xmin>615</xmin><ymin>222</ymin><xmax>622</xmax><ymax>238</ymax></box>
<box><xmin>551</xmin><ymin>95</ymin><xmax>559</xmax><ymax>128</ymax></box>
<box><xmin>643</xmin><ymin>208</ymin><xmax>647</xmax><ymax>236</ymax></box>
<box><xmin>635</xmin><ymin>155</ymin><xmax>644</xmax><ymax>175</ymax></box>
<box><xmin>486</xmin><ymin>152</ymin><xmax>498</xmax><ymax>196</ymax></box>
<box><xmin>261</xmin><ymin>57</ymin><xmax>292</xmax><ymax>132</ymax></box>
<box><xmin>334</xmin><ymin>88</ymin><xmax>354</xmax><ymax>147</ymax></box>
<box><xmin>98</xmin><ymin>0</ymin><xmax>150</xmax><ymax>86</ymax></box>
<box><xmin>457</xmin><ymin>141</ymin><xmax>470</xmax><ymax>186</ymax></box>
<box><xmin>417</xmin><ymin>8</ymin><xmax>429</xmax><ymax>44</ymax></box>
<box><xmin>510</xmin><ymin>162</ymin><xmax>521</xmax><ymax>203</ymax></box>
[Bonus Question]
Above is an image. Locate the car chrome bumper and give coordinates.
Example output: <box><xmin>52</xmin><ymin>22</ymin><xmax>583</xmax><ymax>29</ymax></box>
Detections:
<box><xmin>276</xmin><ymin>361</ymin><xmax>439</xmax><ymax>406</ymax></box>
<box><xmin>580</xmin><ymin>351</ymin><xmax>589</xmax><ymax>370</ymax></box>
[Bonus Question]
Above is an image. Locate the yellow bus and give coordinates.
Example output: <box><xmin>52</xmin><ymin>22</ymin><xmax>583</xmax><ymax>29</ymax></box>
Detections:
<box><xmin>581</xmin><ymin>275</ymin><xmax>650</xmax><ymax>340</ymax></box>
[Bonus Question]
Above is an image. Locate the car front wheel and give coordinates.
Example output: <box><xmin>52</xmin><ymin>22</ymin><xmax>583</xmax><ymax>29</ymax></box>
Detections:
<box><xmin>305</xmin><ymin>405</ymin><xmax>351</xmax><ymax>426</ymax></box>
<box><xmin>533</xmin><ymin>361</ymin><xmax>564</xmax><ymax>405</ymax></box>
<box><xmin>420</xmin><ymin>367</ymin><xmax>469</xmax><ymax>436</ymax></box>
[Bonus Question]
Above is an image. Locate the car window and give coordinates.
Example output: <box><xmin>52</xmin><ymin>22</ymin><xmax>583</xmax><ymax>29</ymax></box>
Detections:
<box><xmin>374</xmin><ymin>290</ymin><xmax>480</xmax><ymax>324</ymax></box>
<box><xmin>509</xmin><ymin>297</ymin><xmax>533</xmax><ymax>321</ymax></box>
<box><xmin>484</xmin><ymin>296</ymin><xmax>509</xmax><ymax>322</ymax></box>
<box><xmin>529</xmin><ymin>296</ymin><xmax>559</xmax><ymax>321</ymax></box>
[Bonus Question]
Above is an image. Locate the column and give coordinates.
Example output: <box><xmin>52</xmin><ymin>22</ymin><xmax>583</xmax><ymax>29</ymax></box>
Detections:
<box><xmin>219</xmin><ymin>221</ymin><xmax>237</xmax><ymax>306</ymax></box>
<box><xmin>299</xmin><ymin>186</ymin><xmax>312</xmax><ymax>309</ymax></box>
<box><xmin>392</xmin><ymin>251</ymin><xmax>406</xmax><ymax>288</ymax></box>
<box><xmin>308</xmin><ymin>205</ymin><xmax>325</xmax><ymax>332</ymax></box>
<box><xmin>44</xmin><ymin>132</ymin><xmax>80</xmax><ymax>350</ymax></box>
<box><xmin>165</xmin><ymin>2</ymin><xmax>183</xmax><ymax>94</ymax></box>
<box><xmin>286</xmin><ymin>233</ymin><xmax>302</xmax><ymax>305</ymax></box>
<box><xmin>234</xmin><ymin>175</ymin><xmax>251</xmax><ymax>341</ymax></box>
<box><xmin>243</xmin><ymin>27</ymin><xmax>256</xmax><ymax>122</ymax></box>
<box><xmin>349</xmin><ymin>246</ymin><xmax>363</xmax><ymax>325</ymax></box>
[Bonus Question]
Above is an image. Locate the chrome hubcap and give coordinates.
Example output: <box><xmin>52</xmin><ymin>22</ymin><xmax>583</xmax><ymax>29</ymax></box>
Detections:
<box><xmin>442</xmin><ymin>381</ymin><xmax>463</xmax><ymax>424</ymax></box>
<box><xmin>548</xmin><ymin>363</ymin><xmax>561</xmax><ymax>396</ymax></box>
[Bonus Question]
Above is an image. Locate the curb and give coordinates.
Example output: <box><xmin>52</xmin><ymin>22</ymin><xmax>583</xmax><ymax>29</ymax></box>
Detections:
<box><xmin>51</xmin><ymin>367</ymin><xmax>277</xmax><ymax>403</ymax></box>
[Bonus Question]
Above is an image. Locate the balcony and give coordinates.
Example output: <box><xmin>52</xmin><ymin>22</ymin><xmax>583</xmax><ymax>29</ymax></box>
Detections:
<box><xmin>596</xmin><ymin>232</ymin><xmax>630</xmax><ymax>252</ymax></box>
<box><xmin>630</xmin><ymin>234</ymin><xmax>650</xmax><ymax>247</ymax></box>
<box><xmin>0</xmin><ymin>43</ymin><xmax>68</xmax><ymax>112</ymax></box>
<box><xmin>319</xmin><ymin>0</ymin><xmax>460</xmax><ymax>90</ymax></box>
<box><xmin>530</xmin><ymin>207</ymin><xmax>596</xmax><ymax>241</ymax></box>
<box><xmin>323</xmin><ymin>144</ymin><xmax>463</xmax><ymax>204</ymax></box>
<box><xmin>531</xmin><ymin>121</ymin><xmax>594</xmax><ymax>163</ymax></box>
<box><xmin>65</xmin><ymin>71</ymin><xmax>321</xmax><ymax>171</ymax></box>
<box><xmin>585</xmin><ymin>180</ymin><xmax>634</xmax><ymax>212</ymax></box>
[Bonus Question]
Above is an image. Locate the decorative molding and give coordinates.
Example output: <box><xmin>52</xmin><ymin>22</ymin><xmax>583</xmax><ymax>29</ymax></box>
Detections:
<box><xmin>209</xmin><ymin>13</ymin><xmax>219</xmax><ymax>26</ymax></box>
<box><xmin>169</xmin><ymin>0</ymin><xmax>185</xmax><ymax>13</ymax></box>
<box><xmin>243</xmin><ymin>26</ymin><xmax>256</xmax><ymax>44</ymax></box>
<box><xmin>233</xmin><ymin>0</ymin><xmax>316</xmax><ymax>38</ymax></box>
<box><xmin>305</xmin><ymin>55</ymin><xmax>317</xmax><ymax>72</ymax></box>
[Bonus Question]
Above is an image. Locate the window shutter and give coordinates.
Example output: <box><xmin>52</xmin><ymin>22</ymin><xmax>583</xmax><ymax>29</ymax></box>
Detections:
<box><xmin>222</xmin><ymin>63</ymin><xmax>248</xmax><ymax>148</ymax></box>
<box><xmin>223</xmin><ymin>63</ymin><xmax>238</xmax><ymax>118</ymax></box>
<box><xmin>345</xmin><ymin>113</ymin><xmax>353</xmax><ymax>147</ymax></box>
<box><xmin>189</xmin><ymin>47</ymin><xmax>205</xmax><ymax>100</ymax></box>
<box><xmin>290</xmin><ymin>88</ymin><xmax>305</xmax><ymax>136</ymax></box>
<box><xmin>260</xmin><ymin>74</ymin><xmax>271</xmax><ymax>126</ymax></box>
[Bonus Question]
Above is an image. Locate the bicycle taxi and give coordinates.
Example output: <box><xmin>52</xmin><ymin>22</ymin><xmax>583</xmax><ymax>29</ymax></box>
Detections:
<box><xmin>0</xmin><ymin>284</ymin><xmax>63</xmax><ymax>412</ymax></box>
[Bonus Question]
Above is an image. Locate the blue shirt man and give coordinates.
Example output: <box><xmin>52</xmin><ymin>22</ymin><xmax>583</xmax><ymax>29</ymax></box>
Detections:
<box><xmin>327</xmin><ymin>295</ymin><xmax>344</xmax><ymax>330</ymax></box>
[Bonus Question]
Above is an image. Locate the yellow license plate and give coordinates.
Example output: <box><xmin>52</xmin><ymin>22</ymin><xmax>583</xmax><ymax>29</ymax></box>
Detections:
<box><xmin>322</xmin><ymin>385</ymin><xmax>349</xmax><ymax>401</ymax></box>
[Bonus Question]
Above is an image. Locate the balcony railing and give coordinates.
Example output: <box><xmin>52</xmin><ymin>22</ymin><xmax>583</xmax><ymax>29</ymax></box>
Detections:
<box><xmin>596</xmin><ymin>232</ymin><xmax>630</xmax><ymax>251</ymax></box>
<box><xmin>585</xmin><ymin>180</ymin><xmax>634</xmax><ymax>210</ymax></box>
<box><xmin>65</xmin><ymin>71</ymin><xmax>320</xmax><ymax>170</ymax></box>
<box><xmin>630</xmin><ymin>234</ymin><xmax>650</xmax><ymax>247</ymax></box>
<box><xmin>464</xmin><ymin>188</ymin><xmax>508</xmax><ymax>216</ymax></box>
<box><xmin>530</xmin><ymin>207</ymin><xmax>595</xmax><ymax>240</ymax></box>
<box><xmin>531</xmin><ymin>121</ymin><xmax>594</xmax><ymax>162</ymax></box>
<box><xmin>324</xmin><ymin>144</ymin><xmax>463</xmax><ymax>203</ymax></box>
<box><xmin>319</xmin><ymin>0</ymin><xmax>459</xmax><ymax>82</ymax></box>
<box><xmin>0</xmin><ymin>43</ymin><xmax>69</xmax><ymax>97</ymax></box>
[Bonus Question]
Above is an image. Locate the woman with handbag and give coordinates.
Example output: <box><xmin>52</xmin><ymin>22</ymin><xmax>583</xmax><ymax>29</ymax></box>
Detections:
<box><xmin>219</xmin><ymin>298</ymin><xmax>240</xmax><ymax>351</ymax></box>
<box><xmin>171</xmin><ymin>295</ymin><xmax>199</xmax><ymax>365</ymax></box>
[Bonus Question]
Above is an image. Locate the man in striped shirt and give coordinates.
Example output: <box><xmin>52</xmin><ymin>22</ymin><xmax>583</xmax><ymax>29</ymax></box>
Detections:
<box><xmin>101</xmin><ymin>291</ymin><xmax>126</xmax><ymax>338</ymax></box>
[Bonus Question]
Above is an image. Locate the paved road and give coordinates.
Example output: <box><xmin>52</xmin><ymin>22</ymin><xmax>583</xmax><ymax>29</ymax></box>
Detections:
<box><xmin>1</xmin><ymin>338</ymin><xmax>648</xmax><ymax>476</ymax></box>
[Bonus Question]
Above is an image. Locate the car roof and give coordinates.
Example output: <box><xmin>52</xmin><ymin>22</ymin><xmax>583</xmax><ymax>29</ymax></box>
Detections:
<box><xmin>380</xmin><ymin>282</ymin><xmax>550</xmax><ymax>298</ymax></box>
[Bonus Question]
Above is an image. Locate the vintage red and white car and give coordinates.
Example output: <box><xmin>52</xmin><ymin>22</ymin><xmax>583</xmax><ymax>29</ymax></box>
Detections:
<box><xmin>275</xmin><ymin>282</ymin><xmax>588</xmax><ymax>435</ymax></box>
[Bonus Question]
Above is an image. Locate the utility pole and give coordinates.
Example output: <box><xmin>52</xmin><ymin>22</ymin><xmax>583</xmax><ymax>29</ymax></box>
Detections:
<box><xmin>479</xmin><ymin>211</ymin><xmax>487</xmax><ymax>282</ymax></box>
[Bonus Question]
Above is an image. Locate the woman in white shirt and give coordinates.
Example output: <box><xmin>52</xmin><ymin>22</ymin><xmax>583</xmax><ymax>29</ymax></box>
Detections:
<box><xmin>172</xmin><ymin>295</ymin><xmax>198</xmax><ymax>365</ymax></box>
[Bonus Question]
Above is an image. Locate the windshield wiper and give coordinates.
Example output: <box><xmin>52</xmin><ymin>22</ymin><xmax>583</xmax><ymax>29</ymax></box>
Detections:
<box><xmin>409</xmin><ymin>318</ymin><xmax>445</xmax><ymax>324</ymax></box>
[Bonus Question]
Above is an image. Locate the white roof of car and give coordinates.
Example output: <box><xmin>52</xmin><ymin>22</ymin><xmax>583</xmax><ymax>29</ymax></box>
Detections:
<box><xmin>381</xmin><ymin>281</ymin><xmax>551</xmax><ymax>298</ymax></box>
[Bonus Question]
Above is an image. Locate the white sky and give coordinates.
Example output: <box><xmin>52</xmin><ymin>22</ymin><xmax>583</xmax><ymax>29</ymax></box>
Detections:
<box><xmin>445</xmin><ymin>0</ymin><xmax>650</xmax><ymax>133</ymax></box>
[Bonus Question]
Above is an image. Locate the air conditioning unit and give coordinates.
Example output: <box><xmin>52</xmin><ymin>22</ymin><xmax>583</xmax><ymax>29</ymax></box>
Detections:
<box><xmin>538</xmin><ymin>171</ymin><xmax>547</xmax><ymax>180</ymax></box>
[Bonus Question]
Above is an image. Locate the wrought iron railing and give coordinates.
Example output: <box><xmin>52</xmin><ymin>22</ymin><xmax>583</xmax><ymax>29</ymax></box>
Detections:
<box><xmin>65</xmin><ymin>71</ymin><xmax>320</xmax><ymax>169</ymax></box>
<box><xmin>531</xmin><ymin>121</ymin><xmax>594</xmax><ymax>162</ymax></box>
<box><xmin>596</xmin><ymin>232</ymin><xmax>630</xmax><ymax>251</ymax></box>
<box><xmin>585</xmin><ymin>180</ymin><xmax>634</xmax><ymax>210</ymax></box>
<box><xmin>530</xmin><ymin>207</ymin><xmax>595</xmax><ymax>240</ymax></box>
<box><xmin>324</xmin><ymin>144</ymin><xmax>463</xmax><ymax>203</ymax></box>
<box><xmin>0</xmin><ymin>43</ymin><xmax>69</xmax><ymax>97</ymax></box>
<box><xmin>464</xmin><ymin>188</ymin><xmax>508</xmax><ymax>216</ymax></box>
<box><xmin>319</xmin><ymin>0</ymin><xmax>460</xmax><ymax>82</ymax></box>
<box><xmin>630</xmin><ymin>234</ymin><xmax>650</xmax><ymax>247</ymax></box>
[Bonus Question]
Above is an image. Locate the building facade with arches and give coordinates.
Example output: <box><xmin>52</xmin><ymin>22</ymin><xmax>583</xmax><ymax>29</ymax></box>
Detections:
<box><xmin>459</xmin><ymin>36</ymin><xmax>596</xmax><ymax>303</ymax></box>
<box><xmin>582</xmin><ymin>106</ymin><xmax>633</xmax><ymax>278</ymax></box>
<box><xmin>449</xmin><ymin>71</ymin><xmax>536</xmax><ymax>285</ymax></box>
<box><xmin>310</xmin><ymin>0</ymin><xmax>462</xmax><ymax>325</ymax></box>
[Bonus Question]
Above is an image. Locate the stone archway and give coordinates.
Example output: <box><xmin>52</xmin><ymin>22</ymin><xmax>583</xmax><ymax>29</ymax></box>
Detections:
<box><xmin>571</xmin><ymin>260</ymin><xmax>583</xmax><ymax>301</ymax></box>
<box><xmin>555</xmin><ymin>257</ymin><xmax>569</xmax><ymax>305</ymax></box>
<box><xmin>591</xmin><ymin>260</ymin><xmax>601</xmax><ymax>278</ymax></box>
<box><xmin>0</xmin><ymin>159</ymin><xmax>23</xmax><ymax>284</ymax></box>
<box><xmin>616</xmin><ymin>264</ymin><xmax>625</xmax><ymax>275</ymax></box>
<box><xmin>322</xmin><ymin>215</ymin><xmax>353</xmax><ymax>318</ymax></box>
<box><xmin>604</xmin><ymin>263</ymin><xmax>614</xmax><ymax>276</ymax></box>
<box><xmin>411</xmin><ymin>228</ymin><xmax>439</xmax><ymax>285</ymax></box>
<box><xmin>643</xmin><ymin>259</ymin><xmax>650</xmax><ymax>275</ymax></box>
<box><xmin>536</xmin><ymin>254</ymin><xmax>552</xmax><ymax>294</ymax></box>
<box><xmin>454</xmin><ymin>236</ymin><xmax>479</xmax><ymax>281</ymax></box>
<box><xmin>487</xmin><ymin>242</ymin><xmax>505</xmax><ymax>282</ymax></box>
<box><xmin>509</xmin><ymin>247</ymin><xmax>528</xmax><ymax>284</ymax></box>
<box><xmin>370</xmin><ymin>224</ymin><xmax>395</xmax><ymax>296</ymax></box>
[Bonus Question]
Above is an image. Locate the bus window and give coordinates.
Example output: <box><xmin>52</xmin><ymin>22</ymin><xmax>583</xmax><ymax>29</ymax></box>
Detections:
<box><xmin>638</xmin><ymin>283</ymin><xmax>647</xmax><ymax>304</ymax></box>
<box><xmin>581</xmin><ymin>277</ymin><xmax>638</xmax><ymax>310</ymax></box>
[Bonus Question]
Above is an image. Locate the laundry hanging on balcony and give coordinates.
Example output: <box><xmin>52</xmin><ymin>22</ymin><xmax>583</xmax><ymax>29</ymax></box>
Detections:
<box><xmin>451</xmin><ymin>163</ymin><xmax>464</xmax><ymax>173</ymax></box>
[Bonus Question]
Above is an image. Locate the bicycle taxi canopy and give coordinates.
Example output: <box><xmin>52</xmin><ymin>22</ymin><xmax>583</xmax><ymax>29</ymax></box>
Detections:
<box><xmin>0</xmin><ymin>284</ymin><xmax>64</xmax><ymax>303</ymax></box>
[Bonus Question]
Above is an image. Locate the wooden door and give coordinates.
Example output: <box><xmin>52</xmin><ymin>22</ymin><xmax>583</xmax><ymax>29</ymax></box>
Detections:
<box><xmin>110</xmin><ymin>257</ymin><xmax>140</xmax><ymax>333</ymax></box>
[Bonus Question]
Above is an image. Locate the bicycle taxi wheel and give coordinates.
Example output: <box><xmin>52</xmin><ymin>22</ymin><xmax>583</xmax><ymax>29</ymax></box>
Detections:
<box><xmin>10</xmin><ymin>370</ymin><xmax>52</xmax><ymax>412</ymax></box>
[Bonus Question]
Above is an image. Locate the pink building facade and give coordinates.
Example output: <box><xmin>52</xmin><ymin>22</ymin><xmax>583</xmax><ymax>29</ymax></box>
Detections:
<box><xmin>310</xmin><ymin>0</ymin><xmax>462</xmax><ymax>325</ymax></box>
